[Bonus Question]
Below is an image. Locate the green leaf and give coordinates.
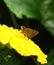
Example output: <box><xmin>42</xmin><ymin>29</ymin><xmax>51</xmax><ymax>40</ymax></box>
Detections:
<box><xmin>0</xmin><ymin>46</ymin><xmax>22</xmax><ymax>65</ymax></box>
<box><xmin>4</xmin><ymin>0</ymin><xmax>42</xmax><ymax>19</ymax></box>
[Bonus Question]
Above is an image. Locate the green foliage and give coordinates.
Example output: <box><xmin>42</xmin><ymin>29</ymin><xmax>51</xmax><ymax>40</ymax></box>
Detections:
<box><xmin>0</xmin><ymin>44</ymin><xmax>22</xmax><ymax>65</ymax></box>
<box><xmin>44</xmin><ymin>49</ymin><xmax>54</xmax><ymax>65</ymax></box>
<box><xmin>41</xmin><ymin>0</ymin><xmax>54</xmax><ymax>35</ymax></box>
<box><xmin>4</xmin><ymin>0</ymin><xmax>54</xmax><ymax>35</ymax></box>
<box><xmin>4</xmin><ymin>0</ymin><xmax>42</xmax><ymax>19</ymax></box>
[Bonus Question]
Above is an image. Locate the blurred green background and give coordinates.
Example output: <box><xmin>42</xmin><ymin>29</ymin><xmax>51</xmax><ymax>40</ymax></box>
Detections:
<box><xmin>0</xmin><ymin>0</ymin><xmax>54</xmax><ymax>65</ymax></box>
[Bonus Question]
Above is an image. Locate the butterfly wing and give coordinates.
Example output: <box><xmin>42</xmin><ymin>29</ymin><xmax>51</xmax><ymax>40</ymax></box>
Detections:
<box><xmin>21</xmin><ymin>26</ymin><xmax>39</xmax><ymax>38</ymax></box>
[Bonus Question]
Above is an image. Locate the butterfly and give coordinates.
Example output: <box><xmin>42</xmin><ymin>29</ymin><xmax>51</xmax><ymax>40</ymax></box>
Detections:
<box><xmin>21</xmin><ymin>26</ymin><xmax>39</xmax><ymax>38</ymax></box>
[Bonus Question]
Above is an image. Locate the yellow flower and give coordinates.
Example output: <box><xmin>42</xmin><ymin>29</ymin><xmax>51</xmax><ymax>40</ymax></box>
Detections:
<box><xmin>0</xmin><ymin>24</ymin><xmax>11</xmax><ymax>44</ymax></box>
<box><xmin>0</xmin><ymin>24</ymin><xmax>47</xmax><ymax>64</ymax></box>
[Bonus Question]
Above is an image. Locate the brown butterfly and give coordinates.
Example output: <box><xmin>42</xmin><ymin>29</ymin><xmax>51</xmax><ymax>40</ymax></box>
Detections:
<box><xmin>21</xmin><ymin>26</ymin><xmax>39</xmax><ymax>38</ymax></box>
